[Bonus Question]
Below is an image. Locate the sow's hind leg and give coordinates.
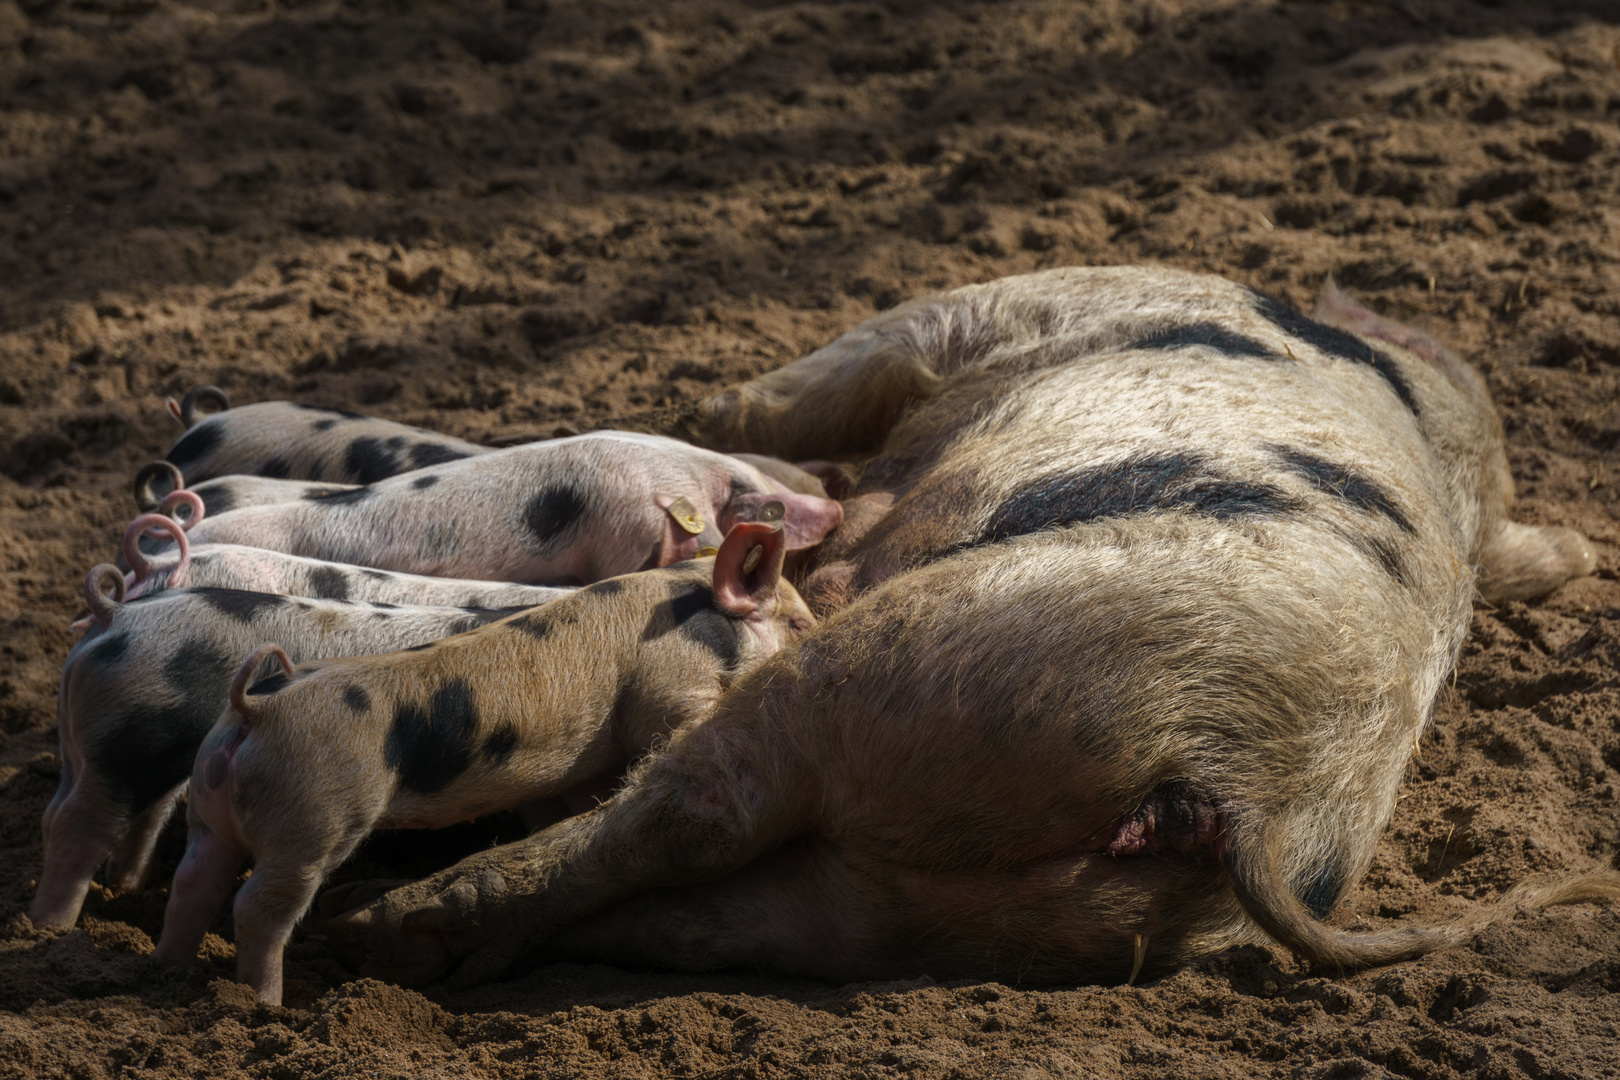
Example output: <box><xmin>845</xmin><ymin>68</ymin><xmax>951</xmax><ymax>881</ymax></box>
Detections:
<box><xmin>1314</xmin><ymin>278</ymin><xmax>1598</xmax><ymax>602</ymax></box>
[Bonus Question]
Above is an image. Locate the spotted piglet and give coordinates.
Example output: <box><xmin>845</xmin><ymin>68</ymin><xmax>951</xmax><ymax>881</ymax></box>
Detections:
<box><xmin>33</xmin><ymin>570</ymin><xmax>565</xmax><ymax>933</ymax></box>
<box><xmin>162</xmin><ymin>385</ymin><xmax>489</xmax><ymax>486</ymax></box>
<box><xmin>133</xmin><ymin>460</ymin><xmax>358</xmax><ymax>516</ymax></box>
<box><xmin>166</xmin><ymin>431</ymin><xmax>844</xmax><ymax>584</ymax></box>
<box><xmin>154</xmin><ymin>523</ymin><xmax>812</xmax><ymax>1005</ymax></box>
<box><xmin>122</xmin><ymin>515</ymin><xmax>573</xmax><ymax>609</ymax></box>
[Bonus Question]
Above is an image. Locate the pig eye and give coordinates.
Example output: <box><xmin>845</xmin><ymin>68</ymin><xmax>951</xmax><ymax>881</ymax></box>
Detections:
<box><xmin>789</xmin><ymin>616</ymin><xmax>813</xmax><ymax>633</ymax></box>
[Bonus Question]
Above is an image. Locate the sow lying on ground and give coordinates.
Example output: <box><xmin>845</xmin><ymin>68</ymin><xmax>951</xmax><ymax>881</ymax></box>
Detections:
<box><xmin>294</xmin><ymin>266</ymin><xmax>1605</xmax><ymax>990</ymax></box>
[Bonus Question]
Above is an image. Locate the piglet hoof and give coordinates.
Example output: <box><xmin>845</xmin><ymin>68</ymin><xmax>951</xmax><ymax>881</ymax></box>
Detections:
<box><xmin>324</xmin><ymin>866</ymin><xmax>531</xmax><ymax>990</ymax></box>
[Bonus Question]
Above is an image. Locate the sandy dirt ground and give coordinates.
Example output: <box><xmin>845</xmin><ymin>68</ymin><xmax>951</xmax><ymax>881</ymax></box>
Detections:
<box><xmin>2</xmin><ymin>1</ymin><xmax>1619</xmax><ymax>1076</ymax></box>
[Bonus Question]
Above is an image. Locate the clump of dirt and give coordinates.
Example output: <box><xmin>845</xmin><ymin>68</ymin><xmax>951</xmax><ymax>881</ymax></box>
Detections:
<box><xmin>2</xmin><ymin>1</ymin><xmax>1618</xmax><ymax>1077</ymax></box>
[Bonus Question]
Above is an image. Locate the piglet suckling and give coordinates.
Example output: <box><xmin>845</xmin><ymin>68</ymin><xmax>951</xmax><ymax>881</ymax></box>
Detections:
<box><xmin>134</xmin><ymin>460</ymin><xmax>359</xmax><ymax>517</ymax></box>
<box><xmin>165</xmin><ymin>430</ymin><xmax>844</xmax><ymax>584</ymax></box>
<box><xmin>33</xmin><ymin>567</ymin><xmax>564</xmax><ymax>933</ymax></box>
<box><xmin>122</xmin><ymin>514</ymin><xmax>573</xmax><ymax>610</ymax></box>
<box><xmin>154</xmin><ymin>522</ymin><xmax>813</xmax><ymax>1005</ymax></box>
<box><xmin>162</xmin><ymin>386</ymin><xmax>488</xmax><ymax>486</ymax></box>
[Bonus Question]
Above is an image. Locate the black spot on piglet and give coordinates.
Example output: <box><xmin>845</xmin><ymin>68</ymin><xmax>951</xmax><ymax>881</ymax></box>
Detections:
<box><xmin>523</xmin><ymin>483</ymin><xmax>591</xmax><ymax>549</ymax></box>
<box><xmin>410</xmin><ymin>443</ymin><xmax>469</xmax><ymax>468</ymax></box>
<box><xmin>385</xmin><ymin>679</ymin><xmax>481</xmax><ymax>793</ymax></box>
<box><xmin>304</xmin><ymin>485</ymin><xmax>374</xmax><ymax>505</ymax></box>
<box><xmin>164</xmin><ymin>639</ymin><xmax>231</xmax><ymax>693</ymax></box>
<box><xmin>247</xmin><ymin>672</ymin><xmax>291</xmax><ymax>696</ymax></box>
<box><xmin>644</xmin><ymin>583</ymin><xmax>742</xmax><ymax>670</ymax></box>
<box><xmin>199</xmin><ymin>589</ymin><xmax>287</xmax><ymax>623</ymax></box>
<box><xmin>83</xmin><ymin>631</ymin><xmax>131</xmax><ymax>669</ymax></box>
<box><xmin>194</xmin><ymin>483</ymin><xmax>238</xmax><ymax>518</ymax></box>
<box><xmin>308</xmin><ymin>565</ymin><xmax>352</xmax><ymax>600</ymax></box>
<box><xmin>165</xmin><ymin>419</ymin><xmax>224</xmax><ymax>473</ymax></box>
<box><xmin>345</xmin><ymin>437</ymin><xmax>400</xmax><ymax>485</ymax></box>
<box><xmin>482</xmin><ymin>722</ymin><xmax>519</xmax><ymax>764</ymax></box>
<box><xmin>343</xmin><ymin>684</ymin><xmax>371</xmax><ymax>712</ymax></box>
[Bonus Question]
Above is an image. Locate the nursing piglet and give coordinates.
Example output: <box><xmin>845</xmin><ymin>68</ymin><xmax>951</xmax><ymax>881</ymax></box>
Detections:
<box><xmin>122</xmin><ymin>516</ymin><xmax>572</xmax><ymax>609</ymax></box>
<box><xmin>133</xmin><ymin>460</ymin><xmax>357</xmax><ymax>516</ymax></box>
<box><xmin>162</xmin><ymin>386</ymin><xmax>487</xmax><ymax>486</ymax></box>
<box><xmin>154</xmin><ymin>523</ymin><xmax>812</xmax><ymax>1005</ymax></box>
<box><xmin>168</xmin><ymin>431</ymin><xmax>844</xmax><ymax>583</ymax></box>
<box><xmin>32</xmin><ymin>570</ymin><xmax>559</xmax><ymax>932</ymax></box>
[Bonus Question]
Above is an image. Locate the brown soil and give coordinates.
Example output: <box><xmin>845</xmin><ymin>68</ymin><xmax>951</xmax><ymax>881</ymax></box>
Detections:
<box><xmin>2</xmin><ymin>1</ymin><xmax>1619</xmax><ymax>1077</ymax></box>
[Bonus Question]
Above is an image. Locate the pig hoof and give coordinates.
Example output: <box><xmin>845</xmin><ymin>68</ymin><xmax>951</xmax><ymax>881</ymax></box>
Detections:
<box><xmin>325</xmin><ymin>866</ymin><xmax>533</xmax><ymax>988</ymax></box>
<box><xmin>1478</xmin><ymin>522</ymin><xmax>1598</xmax><ymax>604</ymax></box>
<box><xmin>316</xmin><ymin>879</ymin><xmax>413</xmax><ymax>921</ymax></box>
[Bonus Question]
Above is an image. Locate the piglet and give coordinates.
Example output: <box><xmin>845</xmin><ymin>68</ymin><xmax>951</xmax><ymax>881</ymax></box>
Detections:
<box><xmin>32</xmin><ymin>568</ymin><xmax>558</xmax><ymax>932</ymax></box>
<box><xmin>134</xmin><ymin>460</ymin><xmax>357</xmax><ymax>516</ymax></box>
<box><xmin>165</xmin><ymin>431</ymin><xmax>844</xmax><ymax>584</ymax></box>
<box><xmin>154</xmin><ymin>522</ymin><xmax>813</xmax><ymax>1005</ymax></box>
<box><xmin>122</xmin><ymin>515</ymin><xmax>573</xmax><ymax>609</ymax></box>
<box><xmin>163</xmin><ymin>385</ymin><xmax>488</xmax><ymax>485</ymax></box>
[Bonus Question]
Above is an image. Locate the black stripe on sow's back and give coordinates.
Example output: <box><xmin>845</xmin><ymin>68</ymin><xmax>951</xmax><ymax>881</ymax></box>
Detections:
<box><xmin>1269</xmin><ymin>446</ymin><xmax>1414</xmax><ymax>534</ymax></box>
<box><xmin>976</xmin><ymin>453</ymin><xmax>1303</xmax><ymax>548</ymax></box>
<box><xmin>1130</xmin><ymin>322</ymin><xmax>1276</xmax><ymax>360</ymax></box>
<box><xmin>1247</xmin><ymin>289</ymin><xmax>1420</xmax><ymax>416</ymax></box>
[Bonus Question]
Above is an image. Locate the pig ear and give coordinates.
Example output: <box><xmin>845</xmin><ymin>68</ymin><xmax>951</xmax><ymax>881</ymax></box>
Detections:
<box><xmin>776</xmin><ymin>491</ymin><xmax>843</xmax><ymax>549</ymax></box>
<box><xmin>727</xmin><ymin>490</ymin><xmax>844</xmax><ymax>550</ymax></box>
<box><xmin>713</xmin><ymin>522</ymin><xmax>785</xmax><ymax>617</ymax></box>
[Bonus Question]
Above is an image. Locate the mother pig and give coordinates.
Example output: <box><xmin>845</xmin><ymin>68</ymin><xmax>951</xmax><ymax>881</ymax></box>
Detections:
<box><xmin>325</xmin><ymin>266</ymin><xmax>1614</xmax><ymax>988</ymax></box>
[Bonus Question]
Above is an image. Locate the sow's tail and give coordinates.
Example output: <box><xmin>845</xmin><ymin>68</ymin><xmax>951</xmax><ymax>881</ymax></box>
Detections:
<box><xmin>1218</xmin><ymin>811</ymin><xmax>1620</xmax><ymax>970</ymax></box>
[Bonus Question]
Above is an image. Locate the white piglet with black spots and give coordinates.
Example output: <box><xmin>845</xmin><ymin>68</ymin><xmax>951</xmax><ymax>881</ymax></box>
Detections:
<box><xmin>162</xmin><ymin>431</ymin><xmax>844</xmax><ymax>584</ymax></box>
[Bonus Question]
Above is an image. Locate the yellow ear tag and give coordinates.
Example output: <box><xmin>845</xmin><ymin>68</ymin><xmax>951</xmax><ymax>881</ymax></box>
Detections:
<box><xmin>696</xmin><ymin>546</ymin><xmax>720</xmax><ymax>557</ymax></box>
<box><xmin>741</xmin><ymin>545</ymin><xmax>764</xmax><ymax>574</ymax></box>
<box><xmin>757</xmin><ymin>499</ymin><xmax>785</xmax><ymax>523</ymax></box>
<box><xmin>666</xmin><ymin>496</ymin><xmax>705</xmax><ymax>535</ymax></box>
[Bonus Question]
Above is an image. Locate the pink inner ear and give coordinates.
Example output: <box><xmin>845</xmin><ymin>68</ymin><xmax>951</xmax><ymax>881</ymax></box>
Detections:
<box><xmin>713</xmin><ymin>522</ymin><xmax>782</xmax><ymax>616</ymax></box>
<box><xmin>778</xmin><ymin>491</ymin><xmax>844</xmax><ymax>549</ymax></box>
<box><xmin>729</xmin><ymin>488</ymin><xmax>844</xmax><ymax>550</ymax></box>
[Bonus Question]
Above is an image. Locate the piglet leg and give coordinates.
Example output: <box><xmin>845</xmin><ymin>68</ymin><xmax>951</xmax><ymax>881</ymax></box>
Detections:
<box><xmin>232</xmin><ymin>863</ymin><xmax>330</xmax><ymax>1006</ymax></box>
<box><xmin>31</xmin><ymin>792</ymin><xmax>121</xmax><ymax>930</ymax></box>
<box><xmin>326</xmin><ymin>705</ymin><xmax>815</xmax><ymax>990</ymax></box>
<box><xmin>104</xmin><ymin>787</ymin><xmax>185</xmax><ymax>893</ymax></box>
<box><xmin>154</xmin><ymin>823</ymin><xmax>248</xmax><ymax>966</ymax></box>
